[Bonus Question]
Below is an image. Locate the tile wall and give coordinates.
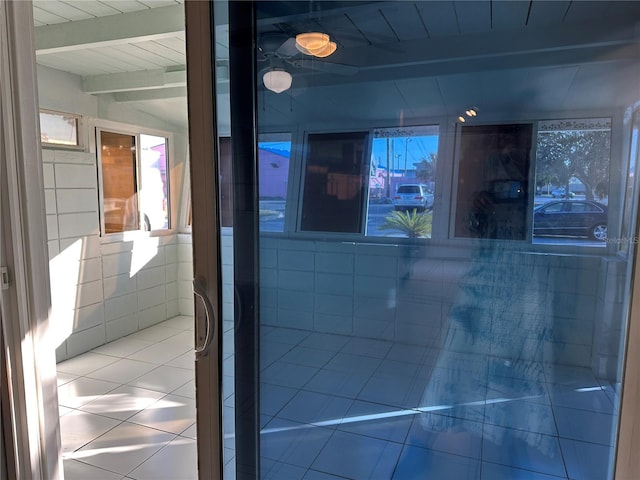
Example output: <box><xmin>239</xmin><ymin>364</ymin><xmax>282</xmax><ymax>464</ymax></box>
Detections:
<box><xmin>44</xmin><ymin>148</ymin><xmax>180</xmax><ymax>361</ymax></box>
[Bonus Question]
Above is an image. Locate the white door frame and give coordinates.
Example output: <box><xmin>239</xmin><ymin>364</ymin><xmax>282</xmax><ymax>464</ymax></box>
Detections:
<box><xmin>0</xmin><ymin>1</ymin><xmax>62</xmax><ymax>479</ymax></box>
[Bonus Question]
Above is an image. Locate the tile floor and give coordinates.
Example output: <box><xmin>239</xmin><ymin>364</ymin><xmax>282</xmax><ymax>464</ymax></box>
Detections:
<box><xmin>58</xmin><ymin>317</ymin><xmax>620</xmax><ymax>480</ymax></box>
<box><xmin>58</xmin><ymin>315</ymin><xmax>198</xmax><ymax>480</ymax></box>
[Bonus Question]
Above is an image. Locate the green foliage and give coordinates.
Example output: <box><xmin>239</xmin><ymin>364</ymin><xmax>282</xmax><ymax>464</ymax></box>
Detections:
<box><xmin>536</xmin><ymin>130</ymin><xmax>610</xmax><ymax>200</ymax></box>
<box><xmin>380</xmin><ymin>209</ymin><xmax>432</xmax><ymax>238</ymax></box>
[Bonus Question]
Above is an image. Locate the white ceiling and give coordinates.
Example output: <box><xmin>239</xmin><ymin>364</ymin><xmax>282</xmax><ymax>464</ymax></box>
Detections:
<box><xmin>32</xmin><ymin>1</ymin><xmax>640</xmax><ymax>130</ymax></box>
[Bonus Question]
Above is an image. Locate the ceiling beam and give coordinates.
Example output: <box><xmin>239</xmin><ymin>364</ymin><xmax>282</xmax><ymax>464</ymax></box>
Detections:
<box><xmin>34</xmin><ymin>4</ymin><xmax>184</xmax><ymax>55</ymax></box>
<box><xmin>82</xmin><ymin>68</ymin><xmax>187</xmax><ymax>94</ymax></box>
<box><xmin>114</xmin><ymin>86</ymin><xmax>188</xmax><ymax>103</ymax></box>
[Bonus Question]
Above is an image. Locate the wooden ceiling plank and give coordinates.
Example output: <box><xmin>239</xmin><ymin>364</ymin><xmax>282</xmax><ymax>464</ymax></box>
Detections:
<box><xmin>454</xmin><ymin>0</ymin><xmax>491</xmax><ymax>34</ymax></box>
<box><xmin>379</xmin><ymin>3</ymin><xmax>428</xmax><ymax>42</ymax></box>
<box><xmin>492</xmin><ymin>0</ymin><xmax>529</xmax><ymax>30</ymax></box>
<box><xmin>35</xmin><ymin>4</ymin><xmax>184</xmax><ymax>54</ymax></box>
<box><xmin>418</xmin><ymin>1</ymin><xmax>459</xmax><ymax>37</ymax></box>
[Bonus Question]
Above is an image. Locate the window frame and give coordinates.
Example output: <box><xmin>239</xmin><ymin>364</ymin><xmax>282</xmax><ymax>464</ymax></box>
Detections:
<box><xmin>39</xmin><ymin>109</ymin><xmax>84</xmax><ymax>150</ymax></box>
<box><xmin>95</xmin><ymin>124</ymin><xmax>173</xmax><ymax>237</ymax></box>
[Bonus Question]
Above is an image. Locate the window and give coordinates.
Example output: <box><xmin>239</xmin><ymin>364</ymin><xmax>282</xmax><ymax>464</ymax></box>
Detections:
<box><xmin>534</xmin><ymin>118</ymin><xmax>611</xmax><ymax>246</ymax></box>
<box><xmin>98</xmin><ymin>130</ymin><xmax>170</xmax><ymax>235</ymax></box>
<box><xmin>366</xmin><ymin>125</ymin><xmax>439</xmax><ymax>239</ymax></box>
<box><xmin>259</xmin><ymin>133</ymin><xmax>291</xmax><ymax>232</ymax></box>
<box><xmin>454</xmin><ymin>124</ymin><xmax>533</xmax><ymax>240</ymax></box>
<box><xmin>300</xmin><ymin>132</ymin><xmax>368</xmax><ymax>233</ymax></box>
<box><xmin>40</xmin><ymin>110</ymin><xmax>79</xmax><ymax>146</ymax></box>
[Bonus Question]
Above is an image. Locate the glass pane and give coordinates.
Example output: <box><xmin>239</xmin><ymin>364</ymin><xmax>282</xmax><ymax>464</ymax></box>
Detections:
<box><xmin>259</xmin><ymin>133</ymin><xmax>291</xmax><ymax>232</ymax></box>
<box><xmin>534</xmin><ymin>119</ymin><xmax>611</xmax><ymax>246</ymax></box>
<box><xmin>366</xmin><ymin>126</ymin><xmax>439</xmax><ymax>239</ymax></box>
<box><xmin>140</xmin><ymin>134</ymin><xmax>169</xmax><ymax>230</ymax></box>
<box><xmin>237</xmin><ymin>3</ymin><xmax>640</xmax><ymax>480</ymax></box>
<box><xmin>99</xmin><ymin>131</ymin><xmax>138</xmax><ymax>234</ymax></box>
<box><xmin>40</xmin><ymin>111</ymin><xmax>78</xmax><ymax>146</ymax></box>
<box><xmin>300</xmin><ymin>132</ymin><xmax>368</xmax><ymax>233</ymax></box>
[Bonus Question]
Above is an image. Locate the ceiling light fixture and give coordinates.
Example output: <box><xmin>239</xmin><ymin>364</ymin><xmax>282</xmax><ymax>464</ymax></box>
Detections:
<box><xmin>263</xmin><ymin>68</ymin><xmax>292</xmax><ymax>93</ymax></box>
<box><xmin>458</xmin><ymin>116</ymin><xmax>466</xmax><ymax>123</ymax></box>
<box><xmin>311</xmin><ymin>41</ymin><xmax>337</xmax><ymax>58</ymax></box>
<box><xmin>465</xmin><ymin>108</ymin><xmax>478</xmax><ymax>117</ymax></box>
<box><xmin>295</xmin><ymin>32</ymin><xmax>330</xmax><ymax>55</ymax></box>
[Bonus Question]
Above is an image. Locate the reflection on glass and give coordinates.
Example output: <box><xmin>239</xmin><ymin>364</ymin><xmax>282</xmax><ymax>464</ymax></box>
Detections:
<box><xmin>534</xmin><ymin>118</ymin><xmax>611</xmax><ymax>246</ymax></box>
<box><xmin>140</xmin><ymin>134</ymin><xmax>169</xmax><ymax>230</ymax></box>
<box><xmin>259</xmin><ymin>134</ymin><xmax>291</xmax><ymax>233</ymax></box>
<box><xmin>366</xmin><ymin>126</ymin><xmax>439</xmax><ymax>239</ymax></box>
<box><xmin>99</xmin><ymin>131</ymin><xmax>138</xmax><ymax>234</ymax></box>
<box><xmin>249</xmin><ymin>2</ymin><xmax>635</xmax><ymax>480</ymax></box>
<box><xmin>40</xmin><ymin>110</ymin><xmax>78</xmax><ymax>146</ymax></box>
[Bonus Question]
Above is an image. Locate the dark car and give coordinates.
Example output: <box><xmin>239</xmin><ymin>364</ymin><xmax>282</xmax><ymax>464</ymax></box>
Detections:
<box><xmin>533</xmin><ymin>200</ymin><xmax>607</xmax><ymax>241</ymax></box>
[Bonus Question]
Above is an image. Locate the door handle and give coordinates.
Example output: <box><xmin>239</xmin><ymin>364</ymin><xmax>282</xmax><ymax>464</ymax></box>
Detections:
<box><xmin>193</xmin><ymin>277</ymin><xmax>216</xmax><ymax>357</ymax></box>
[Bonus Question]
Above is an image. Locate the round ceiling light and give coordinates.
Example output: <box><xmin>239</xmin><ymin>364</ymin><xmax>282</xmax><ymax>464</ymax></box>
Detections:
<box><xmin>263</xmin><ymin>69</ymin><xmax>292</xmax><ymax>93</ymax></box>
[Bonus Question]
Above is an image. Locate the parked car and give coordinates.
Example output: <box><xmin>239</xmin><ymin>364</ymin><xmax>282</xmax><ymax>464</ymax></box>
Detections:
<box><xmin>393</xmin><ymin>184</ymin><xmax>434</xmax><ymax>211</ymax></box>
<box><xmin>533</xmin><ymin>200</ymin><xmax>607</xmax><ymax>240</ymax></box>
<box><xmin>551</xmin><ymin>187</ymin><xmax>575</xmax><ymax>198</ymax></box>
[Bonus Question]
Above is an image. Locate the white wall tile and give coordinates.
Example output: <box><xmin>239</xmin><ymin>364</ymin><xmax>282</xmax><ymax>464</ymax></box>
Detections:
<box><xmin>139</xmin><ymin>304</ymin><xmax>167</xmax><ymax>329</ymax></box>
<box><xmin>74</xmin><ymin>303</ymin><xmax>104</xmax><ymax>331</ymax></box>
<box><xmin>137</xmin><ymin>285</ymin><xmax>166</xmax><ymax>311</ymax></box>
<box><xmin>106</xmin><ymin>314</ymin><xmax>138</xmax><ymax>342</ymax></box>
<box><xmin>41</xmin><ymin>148</ymin><xmax>55</xmax><ymax>163</ymax></box>
<box><xmin>102</xmin><ymin>252</ymin><xmax>133</xmax><ymax>278</ymax></box>
<box><xmin>48</xmin><ymin>240</ymin><xmax>60</xmax><ymax>259</ymax></box>
<box><xmin>43</xmin><ymin>163</ymin><xmax>55</xmax><ymax>188</ymax></box>
<box><xmin>103</xmin><ymin>273</ymin><xmax>136</xmax><ymax>299</ymax></box>
<box><xmin>54</xmin><ymin>164</ymin><xmax>96</xmax><ymax>189</ymax></box>
<box><xmin>165</xmin><ymin>281</ymin><xmax>179</xmax><ymax>301</ymax></box>
<box><xmin>46</xmin><ymin>214</ymin><xmax>59</xmax><ymax>240</ymax></box>
<box><xmin>58</xmin><ymin>212</ymin><xmax>98</xmax><ymax>238</ymax></box>
<box><xmin>53</xmin><ymin>150</ymin><xmax>94</xmax><ymax>164</ymax></box>
<box><xmin>137</xmin><ymin>266</ymin><xmax>166</xmax><ymax>290</ymax></box>
<box><xmin>45</xmin><ymin>189</ymin><xmax>57</xmax><ymax>214</ymax></box>
<box><xmin>179</xmin><ymin>298</ymin><xmax>194</xmax><ymax>316</ymax></box>
<box><xmin>66</xmin><ymin>324</ymin><xmax>106</xmax><ymax>357</ymax></box>
<box><xmin>105</xmin><ymin>292</ymin><xmax>137</xmax><ymax>321</ymax></box>
<box><xmin>167</xmin><ymin>300</ymin><xmax>179</xmax><ymax>319</ymax></box>
<box><xmin>78</xmin><ymin>258</ymin><xmax>103</xmax><ymax>284</ymax></box>
<box><xmin>56</xmin><ymin>189</ymin><xmax>98</xmax><ymax>214</ymax></box>
<box><xmin>76</xmin><ymin>280</ymin><xmax>104</xmax><ymax>308</ymax></box>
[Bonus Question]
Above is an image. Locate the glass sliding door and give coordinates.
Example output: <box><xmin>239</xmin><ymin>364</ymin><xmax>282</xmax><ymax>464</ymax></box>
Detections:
<box><xmin>189</xmin><ymin>1</ymin><xmax>640</xmax><ymax>479</ymax></box>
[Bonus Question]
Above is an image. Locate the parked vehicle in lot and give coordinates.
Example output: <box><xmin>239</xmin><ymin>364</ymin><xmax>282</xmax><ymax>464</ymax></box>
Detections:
<box><xmin>533</xmin><ymin>200</ymin><xmax>607</xmax><ymax>240</ymax></box>
<box><xmin>393</xmin><ymin>184</ymin><xmax>434</xmax><ymax>211</ymax></box>
<box><xmin>551</xmin><ymin>187</ymin><xmax>575</xmax><ymax>198</ymax></box>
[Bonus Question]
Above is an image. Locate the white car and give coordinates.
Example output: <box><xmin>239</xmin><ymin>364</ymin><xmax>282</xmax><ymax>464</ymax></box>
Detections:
<box><xmin>393</xmin><ymin>184</ymin><xmax>434</xmax><ymax>212</ymax></box>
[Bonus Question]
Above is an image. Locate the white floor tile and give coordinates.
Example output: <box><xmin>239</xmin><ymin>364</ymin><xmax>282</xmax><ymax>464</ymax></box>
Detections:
<box><xmin>127</xmin><ymin>365</ymin><xmax>193</xmax><ymax>393</ymax></box>
<box><xmin>127</xmin><ymin>325</ymin><xmax>183</xmax><ymax>343</ymax></box>
<box><xmin>128</xmin><ymin>394</ymin><xmax>196</xmax><ymax>435</ymax></box>
<box><xmin>57</xmin><ymin>352</ymin><xmax>120</xmax><ymax>376</ymax></box>
<box><xmin>127</xmin><ymin>342</ymin><xmax>190</xmax><ymax>365</ymax></box>
<box><xmin>72</xmin><ymin>422</ymin><xmax>176</xmax><ymax>475</ymax></box>
<box><xmin>60</xmin><ymin>410</ymin><xmax>121</xmax><ymax>453</ymax></box>
<box><xmin>63</xmin><ymin>458</ymin><xmax>123</xmax><ymax>480</ymax></box>
<box><xmin>128</xmin><ymin>436</ymin><xmax>197</xmax><ymax>480</ymax></box>
<box><xmin>86</xmin><ymin>358</ymin><xmax>157</xmax><ymax>384</ymax></box>
<box><xmin>92</xmin><ymin>337</ymin><xmax>154</xmax><ymax>358</ymax></box>
<box><xmin>78</xmin><ymin>385</ymin><xmax>166</xmax><ymax>421</ymax></box>
<box><xmin>58</xmin><ymin>377</ymin><xmax>121</xmax><ymax>408</ymax></box>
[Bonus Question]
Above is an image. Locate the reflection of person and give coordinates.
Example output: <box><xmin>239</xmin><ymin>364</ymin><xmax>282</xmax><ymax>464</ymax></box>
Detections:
<box><xmin>468</xmin><ymin>131</ymin><xmax>529</xmax><ymax>239</ymax></box>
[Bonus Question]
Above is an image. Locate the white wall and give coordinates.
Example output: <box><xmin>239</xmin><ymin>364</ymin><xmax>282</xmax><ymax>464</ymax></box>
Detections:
<box><xmin>43</xmin><ymin>148</ymin><xmax>181</xmax><ymax>361</ymax></box>
<box><xmin>37</xmin><ymin>65</ymin><xmax>192</xmax><ymax>360</ymax></box>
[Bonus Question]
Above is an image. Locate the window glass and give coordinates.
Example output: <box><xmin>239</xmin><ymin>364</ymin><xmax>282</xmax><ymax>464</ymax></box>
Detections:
<box><xmin>366</xmin><ymin>125</ymin><xmax>439</xmax><ymax>238</ymax></box>
<box><xmin>219</xmin><ymin>137</ymin><xmax>233</xmax><ymax>227</ymax></box>
<box><xmin>454</xmin><ymin>124</ymin><xmax>533</xmax><ymax>240</ymax></box>
<box><xmin>40</xmin><ymin>111</ymin><xmax>78</xmax><ymax>146</ymax></box>
<box><xmin>140</xmin><ymin>134</ymin><xmax>169</xmax><ymax>230</ymax></box>
<box><xmin>534</xmin><ymin>118</ymin><xmax>611</xmax><ymax>245</ymax></box>
<box><xmin>300</xmin><ymin>132</ymin><xmax>368</xmax><ymax>233</ymax></box>
<box><xmin>619</xmin><ymin>111</ymin><xmax>640</xmax><ymax>255</ymax></box>
<box><xmin>259</xmin><ymin>133</ymin><xmax>291</xmax><ymax>232</ymax></box>
<box><xmin>99</xmin><ymin>131</ymin><xmax>138</xmax><ymax>234</ymax></box>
